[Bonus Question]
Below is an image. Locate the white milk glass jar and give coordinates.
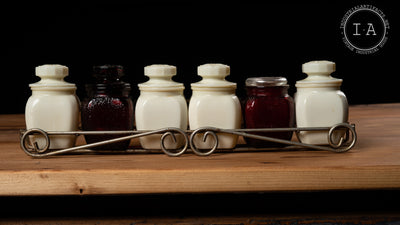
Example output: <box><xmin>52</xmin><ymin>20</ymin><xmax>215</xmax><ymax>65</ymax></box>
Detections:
<box><xmin>135</xmin><ymin>64</ymin><xmax>188</xmax><ymax>149</ymax></box>
<box><xmin>25</xmin><ymin>64</ymin><xmax>80</xmax><ymax>149</ymax></box>
<box><xmin>295</xmin><ymin>60</ymin><xmax>348</xmax><ymax>145</ymax></box>
<box><xmin>189</xmin><ymin>63</ymin><xmax>242</xmax><ymax>149</ymax></box>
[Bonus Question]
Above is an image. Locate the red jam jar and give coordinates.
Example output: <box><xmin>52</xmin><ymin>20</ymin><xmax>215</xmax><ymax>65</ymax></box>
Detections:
<box><xmin>244</xmin><ymin>77</ymin><xmax>295</xmax><ymax>147</ymax></box>
<box><xmin>81</xmin><ymin>65</ymin><xmax>134</xmax><ymax>150</ymax></box>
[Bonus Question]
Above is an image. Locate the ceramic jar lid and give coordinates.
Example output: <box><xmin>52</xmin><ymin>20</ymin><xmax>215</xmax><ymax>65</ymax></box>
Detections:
<box><xmin>30</xmin><ymin>64</ymin><xmax>76</xmax><ymax>90</ymax></box>
<box><xmin>191</xmin><ymin>63</ymin><xmax>236</xmax><ymax>89</ymax></box>
<box><xmin>139</xmin><ymin>64</ymin><xmax>184</xmax><ymax>91</ymax></box>
<box><xmin>296</xmin><ymin>60</ymin><xmax>342</xmax><ymax>87</ymax></box>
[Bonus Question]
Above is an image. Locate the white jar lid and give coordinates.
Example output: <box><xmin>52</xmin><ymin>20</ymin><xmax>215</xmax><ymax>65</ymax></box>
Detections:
<box><xmin>145</xmin><ymin>64</ymin><xmax>176</xmax><ymax>77</ymax></box>
<box><xmin>296</xmin><ymin>60</ymin><xmax>342</xmax><ymax>87</ymax></box>
<box><xmin>302</xmin><ymin>60</ymin><xmax>335</xmax><ymax>74</ymax></box>
<box><xmin>198</xmin><ymin>63</ymin><xmax>230</xmax><ymax>77</ymax></box>
<box><xmin>30</xmin><ymin>64</ymin><xmax>76</xmax><ymax>89</ymax></box>
<box><xmin>36</xmin><ymin>64</ymin><xmax>69</xmax><ymax>78</ymax></box>
<box><xmin>139</xmin><ymin>64</ymin><xmax>184</xmax><ymax>91</ymax></box>
<box><xmin>192</xmin><ymin>63</ymin><xmax>236</xmax><ymax>89</ymax></box>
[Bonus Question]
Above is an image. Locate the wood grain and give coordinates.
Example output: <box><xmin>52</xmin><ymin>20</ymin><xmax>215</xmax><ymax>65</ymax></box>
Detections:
<box><xmin>0</xmin><ymin>104</ymin><xmax>399</xmax><ymax>196</ymax></box>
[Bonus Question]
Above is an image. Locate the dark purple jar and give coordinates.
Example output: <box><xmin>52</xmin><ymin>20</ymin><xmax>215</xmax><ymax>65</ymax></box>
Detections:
<box><xmin>81</xmin><ymin>65</ymin><xmax>134</xmax><ymax>150</ymax></box>
<box><xmin>244</xmin><ymin>77</ymin><xmax>294</xmax><ymax>147</ymax></box>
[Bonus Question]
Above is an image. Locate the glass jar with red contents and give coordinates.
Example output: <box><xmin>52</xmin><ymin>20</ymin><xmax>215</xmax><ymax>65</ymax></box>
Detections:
<box><xmin>244</xmin><ymin>77</ymin><xmax>294</xmax><ymax>147</ymax></box>
<box><xmin>81</xmin><ymin>65</ymin><xmax>134</xmax><ymax>150</ymax></box>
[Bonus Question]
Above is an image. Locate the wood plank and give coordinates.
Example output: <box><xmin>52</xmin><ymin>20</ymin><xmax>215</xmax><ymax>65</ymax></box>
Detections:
<box><xmin>0</xmin><ymin>103</ymin><xmax>399</xmax><ymax>196</ymax></box>
<box><xmin>0</xmin><ymin>114</ymin><xmax>25</xmax><ymax>130</ymax></box>
<box><xmin>2</xmin><ymin>213</ymin><xmax>400</xmax><ymax>225</ymax></box>
<box><xmin>0</xmin><ymin>114</ymin><xmax>25</xmax><ymax>142</ymax></box>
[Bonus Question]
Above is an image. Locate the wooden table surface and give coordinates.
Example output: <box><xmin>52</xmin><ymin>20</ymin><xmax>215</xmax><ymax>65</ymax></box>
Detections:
<box><xmin>0</xmin><ymin>103</ymin><xmax>399</xmax><ymax>196</ymax></box>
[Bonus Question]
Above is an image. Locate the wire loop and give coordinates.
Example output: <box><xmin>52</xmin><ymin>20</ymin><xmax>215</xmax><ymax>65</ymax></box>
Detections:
<box><xmin>189</xmin><ymin>128</ymin><xmax>219</xmax><ymax>156</ymax></box>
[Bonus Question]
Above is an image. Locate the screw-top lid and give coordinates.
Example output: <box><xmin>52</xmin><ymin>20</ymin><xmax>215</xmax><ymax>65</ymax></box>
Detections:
<box><xmin>30</xmin><ymin>64</ymin><xmax>76</xmax><ymax>90</ymax></box>
<box><xmin>93</xmin><ymin>65</ymin><xmax>124</xmax><ymax>78</ymax></box>
<box><xmin>88</xmin><ymin>65</ymin><xmax>131</xmax><ymax>95</ymax></box>
<box><xmin>296</xmin><ymin>60</ymin><xmax>342</xmax><ymax>87</ymax></box>
<box><xmin>138</xmin><ymin>64</ymin><xmax>184</xmax><ymax>91</ymax></box>
<box><xmin>191</xmin><ymin>63</ymin><xmax>236</xmax><ymax>89</ymax></box>
<box><xmin>246</xmin><ymin>77</ymin><xmax>288</xmax><ymax>87</ymax></box>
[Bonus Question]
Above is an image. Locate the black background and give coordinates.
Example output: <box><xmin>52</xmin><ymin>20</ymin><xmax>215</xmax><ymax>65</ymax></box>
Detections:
<box><xmin>2</xmin><ymin>1</ymin><xmax>399</xmax><ymax>114</ymax></box>
<box><xmin>2</xmin><ymin>2</ymin><xmax>400</xmax><ymax>220</ymax></box>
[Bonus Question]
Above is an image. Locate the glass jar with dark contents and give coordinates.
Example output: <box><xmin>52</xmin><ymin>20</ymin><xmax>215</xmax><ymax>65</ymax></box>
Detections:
<box><xmin>81</xmin><ymin>65</ymin><xmax>134</xmax><ymax>150</ymax></box>
<box><xmin>244</xmin><ymin>77</ymin><xmax>294</xmax><ymax>147</ymax></box>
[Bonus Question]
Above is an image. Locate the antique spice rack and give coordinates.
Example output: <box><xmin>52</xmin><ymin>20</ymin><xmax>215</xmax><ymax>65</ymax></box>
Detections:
<box><xmin>19</xmin><ymin>123</ymin><xmax>357</xmax><ymax>158</ymax></box>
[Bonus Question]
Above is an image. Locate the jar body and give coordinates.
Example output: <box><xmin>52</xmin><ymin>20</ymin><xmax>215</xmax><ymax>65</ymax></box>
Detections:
<box><xmin>189</xmin><ymin>89</ymin><xmax>241</xmax><ymax>149</ymax></box>
<box><xmin>25</xmin><ymin>89</ymin><xmax>80</xmax><ymax>149</ymax></box>
<box><xmin>245</xmin><ymin>86</ymin><xmax>294</xmax><ymax>147</ymax></box>
<box><xmin>135</xmin><ymin>90</ymin><xmax>187</xmax><ymax>149</ymax></box>
<box><xmin>82</xmin><ymin>89</ymin><xmax>134</xmax><ymax>150</ymax></box>
<box><xmin>295</xmin><ymin>86</ymin><xmax>348</xmax><ymax>145</ymax></box>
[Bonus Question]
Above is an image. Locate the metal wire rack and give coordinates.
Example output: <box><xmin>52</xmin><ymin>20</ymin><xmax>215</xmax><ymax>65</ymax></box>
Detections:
<box><xmin>20</xmin><ymin>123</ymin><xmax>356</xmax><ymax>158</ymax></box>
